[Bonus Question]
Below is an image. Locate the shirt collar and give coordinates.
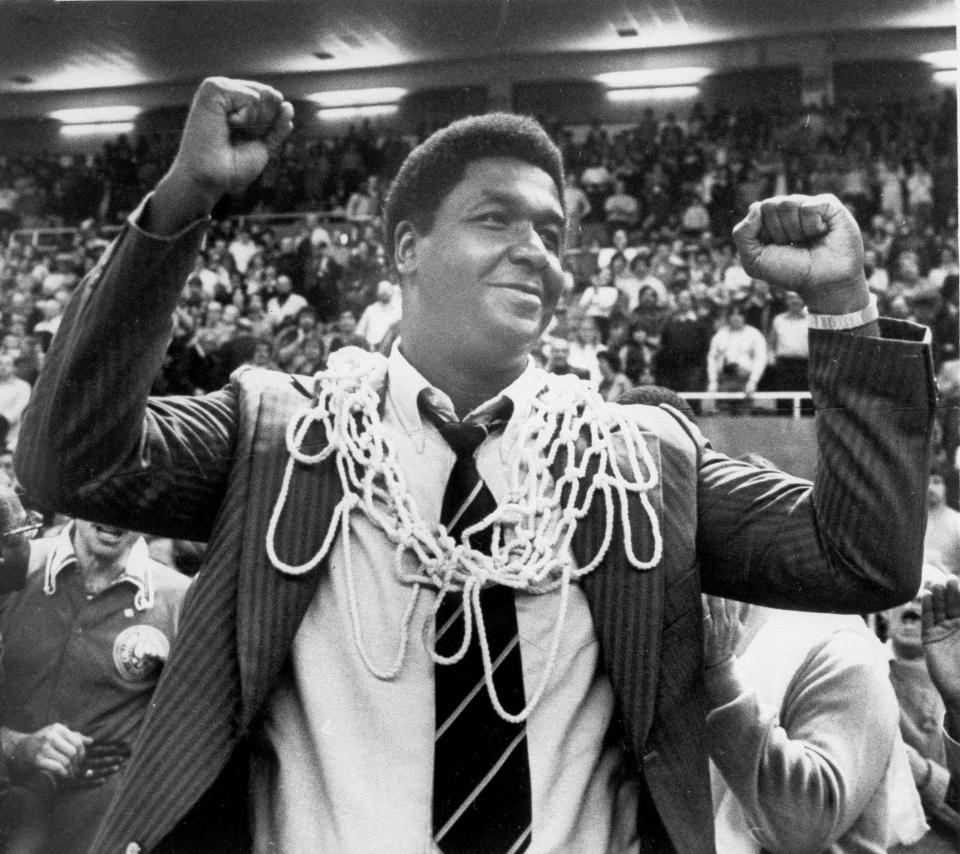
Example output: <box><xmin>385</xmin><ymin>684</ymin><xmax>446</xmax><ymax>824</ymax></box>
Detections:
<box><xmin>386</xmin><ymin>338</ymin><xmax>547</xmax><ymax>456</ymax></box>
<box><xmin>45</xmin><ymin>521</ymin><xmax>152</xmax><ymax>593</ymax></box>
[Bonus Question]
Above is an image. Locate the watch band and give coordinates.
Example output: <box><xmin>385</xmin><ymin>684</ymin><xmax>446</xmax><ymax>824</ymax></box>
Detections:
<box><xmin>806</xmin><ymin>293</ymin><xmax>878</xmax><ymax>331</ymax></box>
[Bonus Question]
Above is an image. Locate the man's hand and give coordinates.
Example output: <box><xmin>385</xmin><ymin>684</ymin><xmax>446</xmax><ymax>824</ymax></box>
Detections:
<box><xmin>151</xmin><ymin>77</ymin><xmax>294</xmax><ymax>233</ymax></box>
<box><xmin>702</xmin><ymin>595</ymin><xmax>744</xmax><ymax>669</ymax></box>
<box><xmin>733</xmin><ymin>194</ymin><xmax>870</xmax><ymax>316</ymax></box>
<box><xmin>69</xmin><ymin>740</ymin><xmax>132</xmax><ymax>788</ymax></box>
<box><xmin>1</xmin><ymin>723</ymin><xmax>92</xmax><ymax>779</ymax></box>
<box><xmin>921</xmin><ymin>576</ymin><xmax>960</xmax><ymax>734</ymax></box>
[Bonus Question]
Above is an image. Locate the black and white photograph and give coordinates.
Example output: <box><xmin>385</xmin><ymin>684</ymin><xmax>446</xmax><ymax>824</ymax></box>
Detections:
<box><xmin>0</xmin><ymin>2</ymin><xmax>956</xmax><ymax>852</ymax></box>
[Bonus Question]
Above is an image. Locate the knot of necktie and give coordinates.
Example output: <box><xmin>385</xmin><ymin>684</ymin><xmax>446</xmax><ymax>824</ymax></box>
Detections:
<box><xmin>418</xmin><ymin>391</ymin><xmax>513</xmax><ymax>459</ymax></box>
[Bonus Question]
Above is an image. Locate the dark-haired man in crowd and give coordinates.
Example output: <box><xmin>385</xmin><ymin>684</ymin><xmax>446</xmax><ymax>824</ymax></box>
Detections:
<box><xmin>17</xmin><ymin>78</ymin><xmax>934</xmax><ymax>854</ymax></box>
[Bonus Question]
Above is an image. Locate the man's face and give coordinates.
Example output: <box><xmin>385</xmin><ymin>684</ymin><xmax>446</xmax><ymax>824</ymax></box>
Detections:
<box><xmin>548</xmin><ymin>340</ymin><xmax>570</xmax><ymax>368</ymax></box>
<box><xmin>338</xmin><ymin>311</ymin><xmax>357</xmax><ymax>335</ymax></box>
<box><xmin>928</xmin><ymin>474</ymin><xmax>946</xmax><ymax>508</ymax></box>
<box><xmin>786</xmin><ymin>292</ymin><xmax>805</xmax><ymax>315</ymax></box>
<box><xmin>401</xmin><ymin>157</ymin><xmax>565</xmax><ymax>369</ymax></box>
<box><xmin>73</xmin><ymin>519</ymin><xmax>139</xmax><ymax>564</ymax></box>
<box><xmin>886</xmin><ymin>598</ymin><xmax>923</xmax><ymax>659</ymax></box>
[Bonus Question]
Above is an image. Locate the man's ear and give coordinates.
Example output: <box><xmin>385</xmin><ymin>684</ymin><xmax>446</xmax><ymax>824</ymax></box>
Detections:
<box><xmin>394</xmin><ymin>221</ymin><xmax>418</xmax><ymax>276</ymax></box>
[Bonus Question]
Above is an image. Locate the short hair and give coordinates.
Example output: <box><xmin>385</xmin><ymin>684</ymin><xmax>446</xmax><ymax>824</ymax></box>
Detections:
<box><xmin>383</xmin><ymin>113</ymin><xmax>565</xmax><ymax>260</ymax></box>
<box><xmin>616</xmin><ymin>384</ymin><xmax>696</xmax><ymax>423</ymax></box>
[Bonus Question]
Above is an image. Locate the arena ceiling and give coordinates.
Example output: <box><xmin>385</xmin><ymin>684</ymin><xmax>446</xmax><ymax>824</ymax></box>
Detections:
<box><xmin>0</xmin><ymin>0</ymin><xmax>955</xmax><ymax>95</ymax></box>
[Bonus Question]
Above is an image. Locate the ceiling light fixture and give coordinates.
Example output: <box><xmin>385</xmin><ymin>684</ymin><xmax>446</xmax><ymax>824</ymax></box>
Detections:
<box><xmin>920</xmin><ymin>50</ymin><xmax>957</xmax><ymax>68</ymax></box>
<box><xmin>607</xmin><ymin>86</ymin><xmax>701</xmax><ymax>102</ymax></box>
<box><xmin>60</xmin><ymin>121</ymin><xmax>135</xmax><ymax>137</ymax></box>
<box><xmin>596</xmin><ymin>67</ymin><xmax>711</xmax><ymax>88</ymax></box>
<box><xmin>308</xmin><ymin>87</ymin><xmax>407</xmax><ymax>108</ymax></box>
<box><xmin>315</xmin><ymin>104</ymin><xmax>399</xmax><ymax>121</ymax></box>
<box><xmin>49</xmin><ymin>105</ymin><xmax>141</xmax><ymax>124</ymax></box>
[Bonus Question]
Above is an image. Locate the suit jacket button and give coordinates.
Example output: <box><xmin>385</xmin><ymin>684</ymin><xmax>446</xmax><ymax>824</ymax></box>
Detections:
<box><xmin>125</xmin><ymin>843</ymin><xmax>142</xmax><ymax>854</ymax></box>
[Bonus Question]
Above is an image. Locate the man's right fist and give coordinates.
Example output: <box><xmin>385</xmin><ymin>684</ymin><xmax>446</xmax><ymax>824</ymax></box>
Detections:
<box><xmin>150</xmin><ymin>78</ymin><xmax>294</xmax><ymax>233</ymax></box>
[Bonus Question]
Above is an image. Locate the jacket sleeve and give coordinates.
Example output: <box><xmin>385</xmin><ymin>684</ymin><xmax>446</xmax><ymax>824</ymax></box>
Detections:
<box><xmin>705</xmin><ymin>631</ymin><xmax>900</xmax><ymax>852</ymax></box>
<box><xmin>683</xmin><ymin>320</ymin><xmax>934</xmax><ymax>613</ymax></box>
<box><xmin>15</xmin><ymin>197</ymin><xmax>239</xmax><ymax>543</ymax></box>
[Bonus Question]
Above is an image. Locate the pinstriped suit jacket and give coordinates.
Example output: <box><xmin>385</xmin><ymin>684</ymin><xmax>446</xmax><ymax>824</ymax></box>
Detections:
<box><xmin>16</xmin><ymin>220</ymin><xmax>935</xmax><ymax>853</ymax></box>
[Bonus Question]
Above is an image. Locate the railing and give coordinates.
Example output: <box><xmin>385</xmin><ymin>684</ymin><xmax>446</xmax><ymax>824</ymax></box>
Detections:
<box><xmin>8</xmin><ymin>210</ymin><xmax>348</xmax><ymax>252</ymax></box>
<box><xmin>680</xmin><ymin>391</ymin><xmax>813</xmax><ymax>419</ymax></box>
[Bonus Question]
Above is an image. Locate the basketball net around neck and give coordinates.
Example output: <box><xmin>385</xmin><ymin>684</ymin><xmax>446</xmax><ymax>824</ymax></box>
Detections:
<box><xmin>266</xmin><ymin>346</ymin><xmax>662</xmax><ymax>722</ymax></box>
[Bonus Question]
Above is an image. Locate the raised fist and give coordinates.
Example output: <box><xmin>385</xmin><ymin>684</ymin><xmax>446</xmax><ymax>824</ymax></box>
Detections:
<box><xmin>152</xmin><ymin>78</ymin><xmax>294</xmax><ymax>231</ymax></box>
<box><xmin>733</xmin><ymin>194</ymin><xmax>868</xmax><ymax>315</ymax></box>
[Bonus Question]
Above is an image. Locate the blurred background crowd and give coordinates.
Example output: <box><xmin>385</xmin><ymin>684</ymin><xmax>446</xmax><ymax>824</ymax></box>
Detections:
<box><xmin>1</xmin><ymin>92</ymin><xmax>957</xmax><ymax>501</ymax></box>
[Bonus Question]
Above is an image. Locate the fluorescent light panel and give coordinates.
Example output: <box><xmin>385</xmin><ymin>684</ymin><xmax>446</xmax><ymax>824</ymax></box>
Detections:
<box><xmin>316</xmin><ymin>104</ymin><xmax>399</xmax><ymax>120</ymax></box>
<box><xmin>920</xmin><ymin>50</ymin><xmax>957</xmax><ymax>69</ymax></box>
<box><xmin>50</xmin><ymin>105</ymin><xmax>141</xmax><ymax>124</ymax></box>
<box><xmin>595</xmin><ymin>67</ymin><xmax>710</xmax><ymax>88</ymax></box>
<box><xmin>60</xmin><ymin>121</ymin><xmax>135</xmax><ymax>137</ymax></box>
<box><xmin>608</xmin><ymin>86</ymin><xmax>701</xmax><ymax>101</ymax></box>
<box><xmin>308</xmin><ymin>87</ymin><xmax>406</xmax><ymax>108</ymax></box>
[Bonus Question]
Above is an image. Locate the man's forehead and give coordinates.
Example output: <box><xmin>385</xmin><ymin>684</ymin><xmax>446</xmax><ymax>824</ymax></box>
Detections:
<box><xmin>451</xmin><ymin>157</ymin><xmax>563</xmax><ymax>214</ymax></box>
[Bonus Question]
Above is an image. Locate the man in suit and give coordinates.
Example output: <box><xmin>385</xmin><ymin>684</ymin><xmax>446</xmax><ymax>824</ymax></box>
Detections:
<box><xmin>15</xmin><ymin>78</ymin><xmax>934</xmax><ymax>854</ymax></box>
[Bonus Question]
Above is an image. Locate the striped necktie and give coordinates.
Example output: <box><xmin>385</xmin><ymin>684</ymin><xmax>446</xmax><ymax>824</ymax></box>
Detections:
<box><xmin>420</xmin><ymin>391</ymin><xmax>532</xmax><ymax>854</ymax></box>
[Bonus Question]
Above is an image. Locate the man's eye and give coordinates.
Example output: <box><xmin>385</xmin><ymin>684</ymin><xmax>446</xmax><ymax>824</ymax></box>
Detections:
<box><xmin>538</xmin><ymin>229</ymin><xmax>561</xmax><ymax>252</ymax></box>
<box><xmin>478</xmin><ymin>212</ymin><xmax>508</xmax><ymax>226</ymax></box>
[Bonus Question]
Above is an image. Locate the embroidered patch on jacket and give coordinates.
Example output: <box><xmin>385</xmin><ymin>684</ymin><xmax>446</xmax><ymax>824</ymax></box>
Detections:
<box><xmin>112</xmin><ymin>625</ymin><xmax>170</xmax><ymax>682</ymax></box>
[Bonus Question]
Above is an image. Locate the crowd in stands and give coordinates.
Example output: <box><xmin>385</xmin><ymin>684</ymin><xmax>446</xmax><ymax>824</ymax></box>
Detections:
<box><xmin>0</xmin><ymin>92</ymin><xmax>957</xmax><ymax>458</ymax></box>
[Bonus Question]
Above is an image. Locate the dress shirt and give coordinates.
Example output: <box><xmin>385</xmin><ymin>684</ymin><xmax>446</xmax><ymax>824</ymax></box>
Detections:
<box><xmin>253</xmin><ymin>344</ymin><xmax>639</xmax><ymax>854</ymax></box>
<box><xmin>770</xmin><ymin>312</ymin><xmax>809</xmax><ymax>360</ymax></box>
<box><xmin>707</xmin><ymin>324</ymin><xmax>768</xmax><ymax>389</ymax></box>
<box><xmin>356</xmin><ymin>297</ymin><xmax>401</xmax><ymax>350</ymax></box>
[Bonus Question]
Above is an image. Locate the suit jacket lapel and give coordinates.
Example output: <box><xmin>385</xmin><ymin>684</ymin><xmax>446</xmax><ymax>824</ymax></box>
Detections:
<box><xmin>574</xmin><ymin>432</ymin><xmax>665</xmax><ymax>758</ymax></box>
<box><xmin>236</xmin><ymin>387</ymin><xmax>344</xmax><ymax>727</ymax></box>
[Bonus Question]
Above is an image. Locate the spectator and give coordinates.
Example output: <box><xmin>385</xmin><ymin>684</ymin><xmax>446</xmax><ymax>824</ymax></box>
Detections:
<box><xmin>595</xmin><ymin>349</ymin><xmax>631</xmax><ymax>402</ymax></box>
<box><xmin>603</xmin><ymin>178</ymin><xmax>640</xmax><ymax>236</ymax></box>
<box><xmin>324</xmin><ymin>309</ymin><xmax>366</xmax><ymax>354</ymax></box>
<box><xmin>567</xmin><ymin>316</ymin><xmax>606</xmax><ymax>383</ymax></box>
<box><xmin>885</xmin><ymin>589</ymin><xmax>960</xmax><ymax>849</ymax></box>
<box><xmin>561</xmin><ymin>171</ymin><xmax>590</xmax><ymax>246</ymax></box>
<box><xmin>226</xmin><ymin>228</ymin><xmax>260</xmax><ymax>275</ymax></box>
<box><xmin>864</xmin><ymin>248</ymin><xmax>891</xmax><ymax>297</ymax></box>
<box><xmin>920</xmin><ymin>576</ymin><xmax>960</xmax><ymax>813</ymax></box>
<box><xmin>0</xmin><ymin>354</ymin><xmax>30</xmax><ymax>451</ymax></box>
<box><xmin>355</xmin><ymin>280</ymin><xmax>401</xmax><ymax>351</ymax></box>
<box><xmin>265</xmin><ymin>274</ymin><xmax>308</xmax><ymax>331</ymax></box>
<box><xmin>907</xmin><ymin>160</ymin><xmax>935</xmax><ymax>226</ymax></box>
<box><xmin>924</xmin><ymin>468</ymin><xmax>960</xmax><ymax>578</ymax></box>
<box><xmin>706</xmin><ymin>304</ymin><xmax>767</xmax><ymax>414</ymax></box>
<box><xmin>544</xmin><ymin>338</ymin><xmax>589</xmax><ymax>380</ymax></box>
<box><xmin>703</xmin><ymin>594</ymin><xmax>926</xmax><ymax>852</ymax></box>
<box><xmin>578</xmin><ymin>266</ymin><xmax>621</xmax><ymax>334</ymax></box>
<box><xmin>761</xmin><ymin>291</ymin><xmax>811</xmax><ymax>414</ymax></box>
<box><xmin>301</xmin><ymin>240</ymin><xmax>343</xmax><ymax>323</ymax></box>
<box><xmin>345</xmin><ymin>175</ymin><xmax>380</xmax><ymax>227</ymax></box>
<box><xmin>654</xmin><ymin>290</ymin><xmax>711</xmax><ymax>395</ymax></box>
<box><xmin>0</xmin><ymin>519</ymin><xmax>190</xmax><ymax>854</ymax></box>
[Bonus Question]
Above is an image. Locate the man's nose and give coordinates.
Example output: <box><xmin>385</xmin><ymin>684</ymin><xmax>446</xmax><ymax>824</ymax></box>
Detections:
<box><xmin>507</xmin><ymin>225</ymin><xmax>551</xmax><ymax>267</ymax></box>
